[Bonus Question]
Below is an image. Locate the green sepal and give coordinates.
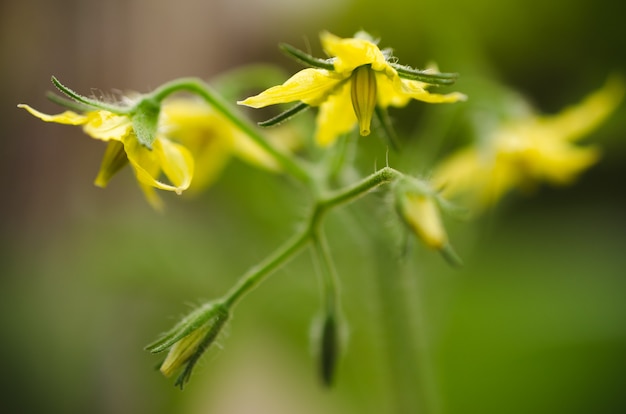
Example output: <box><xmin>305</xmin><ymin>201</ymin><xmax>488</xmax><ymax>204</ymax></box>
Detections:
<box><xmin>145</xmin><ymin>302</ymin><xmax>228</xmax><ymax>354</ymax></box>
<box><xmin>174</xmin><ymin>310</ymin><xmax>230</xmax><ymax>389</ymax></box>
<box><xmin>131</xmin><ymin>98</ymin><xmax>161</xmax><ymax>149</ymax></box>
<box><xmin>279</xmin><ymin>43</ymin><xmax>335</xmax><ymax>71</ymax></box>
<box><xmin>390</xmin><ymin>63</ymin><xmax>459</xmax><ymax>86</ymax></box>
<box><xmin>46</xmin><ymin>91</ymin><xmax>93</xmax><ymax>113</ymax></box>
<box><xmin>51</xmin><ymin>76</ymin><xmax>129</xmax><ymax>113</ymax></box>
<box><xmin>258</xmin><ymin>102</ymin><xmax>309</xmax><ymax>127</ymax></box>
<box><xmin>441</xmin><ymin>243</ymin><xmax>463</xmax><ymax>267</ymax></box>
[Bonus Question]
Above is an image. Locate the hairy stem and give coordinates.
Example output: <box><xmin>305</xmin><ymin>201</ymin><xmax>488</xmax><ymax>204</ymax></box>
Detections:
<box><xmin>222</xmin><ymin>166</ymin><xmax>403</xmax><ymax>309</ymax></box>
<box><xmin>149</xmin><ymin>77</ymin><xmax>313</xmax><ymax>185</ymax></box>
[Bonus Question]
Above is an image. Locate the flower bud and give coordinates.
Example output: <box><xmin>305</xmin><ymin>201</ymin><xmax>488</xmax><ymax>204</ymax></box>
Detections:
<box><xmin>146</xmin><ymin>302</ymin><xmax>230</xmax><ymax>389</ymax></box>
<box><xmin>318</xmin><ymin>312</ymin><xmax>339</xmax><ymax>386</ymax></box>
<box><xmin>399</xmin><ymin>193</ymin><xmax>448</xmax><ymax>250</ymax></box>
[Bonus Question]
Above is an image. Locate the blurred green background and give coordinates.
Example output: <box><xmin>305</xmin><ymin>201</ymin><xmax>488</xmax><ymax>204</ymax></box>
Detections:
<box><xmin>1</xmin><ymin>0</ymin><xmax>625</xmax><ymax>413</ymax></box>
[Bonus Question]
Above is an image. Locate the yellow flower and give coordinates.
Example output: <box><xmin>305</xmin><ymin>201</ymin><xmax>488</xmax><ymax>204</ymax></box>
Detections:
<box><xmin>160</xmin><ymin>98</ymin><xmax>287</xmax><ymax>194</ymax></box>
<box><xmin>238</xmin><ymin>31</ymin><xmax>466</xmax><ymax>146</ymax></box>
<box><xmin>19</xmin><ymin>104</ymin><xmax>194</xmax><ymax>210</ymax></box>
<box><xmin>432</xmin><ymin>77</ymin><xmax>624</xmax><ymax>210</ymax></box>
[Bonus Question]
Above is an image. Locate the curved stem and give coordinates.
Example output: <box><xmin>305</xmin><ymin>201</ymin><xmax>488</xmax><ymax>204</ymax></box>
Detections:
<box><xmin>148</xmin><ymin>77</ymin><xmax>313</xmax><ymax>185</ymax></box>
<box><xmin>221</xmin><ymin>166</ymin><xmax>404</xmax><ymax>310</ymax></box>
<box><xmin>311</xmin><ymin>229</ymin><xmax>340</xmax><ymax>313</ymax></box>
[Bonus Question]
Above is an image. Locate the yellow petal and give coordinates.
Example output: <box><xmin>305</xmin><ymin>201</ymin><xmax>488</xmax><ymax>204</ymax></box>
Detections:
<box><xmin>376</xmin><ymin>73</ymin><xmax>412</xmax><ymax>107</ymax></box>
<box><xmin>123</xmin><ymin>135</ymin><xmax>194</xmax><ymax>194</ymax></box>
<box><xmin>162</xmin><ymin>99</ymin><xmax>234</xmax><ymax>192</ymax></box>
<box><xmin>320</xmin><ymin>31</ymin><xmax>388</xmax><ymax>74</ymax></box>
<box><xmin>157</xmin><ymin>138</ymin><xmax>195</xmax><ymax>193</ymax></box>
<box><xmin>526</xmin><ymin>140</ymin><xmax>601</xmax><ymax>185</ymax></box>
<box><xmin>314</xmin><ymin>81</ymin><xmax>357</xmax><ymax>146</ymax></box>
<box><xmin>238</xmin><ymin>68</ymin><xmax>344</xmax><ymax>107</ymax></box>
<box><xmin>83</xmin><ymin>111</ymin><xmax>133</xmax><ymax>142</ymax></box>
<box><xmin>18</xmin><ymin>104</ymin><xmax>87</xmax><ymax>125</ymax></box>
<box><xmin>535</xmin><ymin>76</ymin><xmax>624</xmax><ymax>142</ymax></box>
<box><xmin>433</xmin><ymin>147</ymin><xmax>517</xmax><ymax>209</ymax></box>
<box><xmin>232</xmin><ymin>131</ymin><xmax>281</xmax><ymax>171</ymax></box>
<box><xmin>397</xmin><ymin>78</ymin><xmax>468</xmax><ymax>105</ymax></box>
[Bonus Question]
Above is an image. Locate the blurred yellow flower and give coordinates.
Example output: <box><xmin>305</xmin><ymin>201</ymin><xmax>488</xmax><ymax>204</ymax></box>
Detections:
<box><xmin>399</xmin><ymin>192</ymin><xmax>449</xmax><ymax>251</ymax></box>
<box><xmin>432</xmin><ymin>77</ymin><xmax>624</xmax><ymax>210</ymax></box>
<box><xmin>239</xmin><ymin>31</ymin><xmax>466</xmax><ymax>146</ymax></box>
<box><xmin>18</xmin><ymin>104</ymin><xmax>193</xmax><ymax>210</ymax></box>
<box><xmin>161</xmin><ymin>98</ymin><xmax>287</xmax><ymax>194</ymax></box>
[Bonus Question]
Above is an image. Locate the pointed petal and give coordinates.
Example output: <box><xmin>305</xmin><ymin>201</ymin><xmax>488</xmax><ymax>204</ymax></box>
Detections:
<box><xmin>320</xmin><ymin>31</ymin><xmax>388</xmax><ymax>73</ymax></box>
<box><xmin>397</xmin><ymin>78</ymin><xmax>467</xmax><ymax>105</ymax></box>
<box><xmin>535</xmin><ymin>76</ymin><xmax>624</xmax><ymax>142</ymax></box>
<box><xmin>18</xmin><ymin>104</ymin><xmax>87</xmax><ymax>125</ymax></box>
<box><xmin>529</xmin><ymin>140</ymin><xmax>601</xmax><ymax>184</ymax></box>
<box><xmin>314</xmin><ymin>82</ymin><xmax>357</xmax><ymax>146</ymax></box>
<box><xmin>238</xmin><ymin>68</ymin><xmax>343</xmax><ymax>107</ymax></box>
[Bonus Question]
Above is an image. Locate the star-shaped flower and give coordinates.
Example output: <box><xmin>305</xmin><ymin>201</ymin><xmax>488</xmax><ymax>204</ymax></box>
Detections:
<box><xmin>238</xmin><ymin>31</ymin><xmax>466</xmax><ymax>146</ymax></box>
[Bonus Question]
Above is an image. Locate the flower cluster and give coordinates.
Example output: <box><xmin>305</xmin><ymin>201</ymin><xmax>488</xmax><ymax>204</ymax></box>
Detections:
<box><xmin>18</xmin><ymin>30</ymin><xmax>623</xmax><ymax>389</ymax></box>
<box><xmin>239</xmin><ymin>31</ymin><xmax>466</xmax><ymax>146</ymax></box>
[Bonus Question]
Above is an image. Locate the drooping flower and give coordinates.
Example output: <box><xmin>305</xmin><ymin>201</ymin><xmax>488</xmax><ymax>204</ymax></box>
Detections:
<box><xmin>238</xmin><ymin>31</ymin><xmax>466</xmax><ymax>146</ymax></box>
<box><xmin>18</xmin><ymin>103</ymin><xmax>194</xmax><ymax>210</ymax></box>
<box><xmin>432</xmin><ymin>77</ymin><xmax>624</xmax><ymax>210</ymax></box>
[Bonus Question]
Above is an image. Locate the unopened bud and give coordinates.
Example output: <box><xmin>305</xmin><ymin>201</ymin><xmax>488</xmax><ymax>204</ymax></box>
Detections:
<box><xmin>146</xmin><ymin>302</ymin><xmax>230</xmax><ymax>389</ymax></box>
<box><xmin>400</xmin><ymin>193</ymin><xmax>448</xmax><ymax>250</ymax></box>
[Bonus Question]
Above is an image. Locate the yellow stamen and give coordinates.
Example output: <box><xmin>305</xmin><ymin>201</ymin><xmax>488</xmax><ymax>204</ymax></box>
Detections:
<box><xmin>350</xmin><ymin>65</ymin><xmax>377</xmax><ymax>136</ymax></box>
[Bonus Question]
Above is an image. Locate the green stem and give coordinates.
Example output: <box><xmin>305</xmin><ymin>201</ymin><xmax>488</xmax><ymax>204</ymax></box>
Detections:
<box><xmin>222</xmin><ymin>225</ymin><xmax>312</xmax><ymax>308</ymax></box>
<box><xmin>222</xmin><ymin>166</ymin><xmax>404</xmax><ymax>309</ymax></box>
<box><xmin>311</xmin><ymin>229</ymin><xmax>340</xmax><ymax>313</ymax></box>
<box><xmin>319</xmin><ymin>166</ymin><xmax>401</xmax><ymax>211</ymax></box>
<box><xmin>148</xmin><ymin>77</ymin><xmax>313</xmax><ymax>185</ymax></box>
